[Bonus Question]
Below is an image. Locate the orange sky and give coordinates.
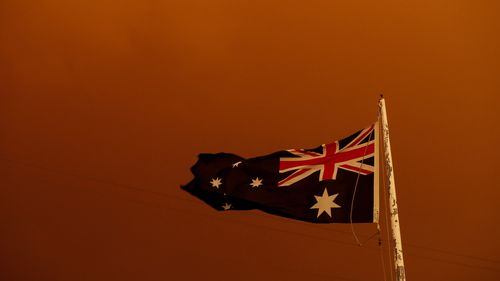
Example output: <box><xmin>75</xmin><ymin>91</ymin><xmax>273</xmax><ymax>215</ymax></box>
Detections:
<box><xmin>1</xmin><ymin>1</ymin><xmax>499</xmax><ymax>280</ymax></box>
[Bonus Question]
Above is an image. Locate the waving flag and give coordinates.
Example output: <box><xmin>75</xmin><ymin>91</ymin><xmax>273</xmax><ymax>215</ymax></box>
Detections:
<box><xmin>182</xmin><ymin>123</ymin><xmax>379</xmax><ymax>223</ymax></box>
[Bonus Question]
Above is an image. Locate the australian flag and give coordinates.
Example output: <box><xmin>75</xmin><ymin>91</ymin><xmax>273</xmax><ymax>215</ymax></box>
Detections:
<box><xmin>182</xmin><ymin>123</ymin><xmax>380</xmax><ymax>223</ymax></box>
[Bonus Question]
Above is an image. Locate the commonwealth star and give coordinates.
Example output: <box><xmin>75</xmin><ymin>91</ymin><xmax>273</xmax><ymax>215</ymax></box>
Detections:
<box><xmin>310</xmin><ymin>188</ymin><xmax>341</xmax><ymax>218</ymax></box>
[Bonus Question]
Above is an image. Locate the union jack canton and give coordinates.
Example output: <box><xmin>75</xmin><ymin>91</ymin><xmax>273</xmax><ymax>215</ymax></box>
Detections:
<box><xmin>278</xmin><ymin>125</ymin><xmax>376</xmax><ymax>187</ymax></box>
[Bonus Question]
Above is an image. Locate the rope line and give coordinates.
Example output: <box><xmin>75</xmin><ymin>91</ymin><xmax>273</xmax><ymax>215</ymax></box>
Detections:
<box><xmin>378</xmin><ymin>225</ymin><xmax>388</xmax><ymax>281</ymax></box>
<box><xmin>349</xmin><ymin>126</ymin><xmax>375</xmax><ymax>246</ymax></box>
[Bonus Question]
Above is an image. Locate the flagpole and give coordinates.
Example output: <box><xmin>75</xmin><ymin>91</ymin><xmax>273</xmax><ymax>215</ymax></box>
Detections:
<box><xmin>379</xmin><ymin>96</ymin><xmax>406</xmax><ymax>281</ymax></box>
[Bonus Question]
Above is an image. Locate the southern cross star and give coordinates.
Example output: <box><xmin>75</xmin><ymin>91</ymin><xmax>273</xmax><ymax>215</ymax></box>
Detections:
<box><xmin>210</xmin><ymin>177</ymin><xmax>222</xmax><ymax>189</ymax></box>
<box><xmin>310</xmin><ymin>188</ymin><xmax>341</xmax><ymax>218</ymax></box>
<box><xmin>250</xmin><ymin>177</ymin><xmax>263</xmax><ymax>188</ymax></box>
<box><xmin>232</xmin><ymin>161</ymin><xmax>242</xmax><ymax>168</ymax></box>
<box><xmin>222</xmin><ymin>202</ymin><xmax>232</xmax><ymax>210</ymax></box>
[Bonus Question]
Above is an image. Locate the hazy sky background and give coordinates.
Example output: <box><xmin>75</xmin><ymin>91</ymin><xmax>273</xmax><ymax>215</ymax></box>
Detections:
<box><xmin>1</xmin><ymin>1</ymin><xmax>499</xmax><ymax>280</ymax></box>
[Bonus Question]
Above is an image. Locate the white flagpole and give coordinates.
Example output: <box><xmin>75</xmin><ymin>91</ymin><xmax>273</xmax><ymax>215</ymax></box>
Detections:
<box><xmin>379</xmin><ymin>96</ymin><xmax>406</xmax><ymax>281</ymax></box>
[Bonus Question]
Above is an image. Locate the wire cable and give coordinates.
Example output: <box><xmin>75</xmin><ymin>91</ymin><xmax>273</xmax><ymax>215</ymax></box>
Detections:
<box><xmin>2</xmin><ymin>156</ymin><xmax>500</xmax><ymax>275</ymax></box>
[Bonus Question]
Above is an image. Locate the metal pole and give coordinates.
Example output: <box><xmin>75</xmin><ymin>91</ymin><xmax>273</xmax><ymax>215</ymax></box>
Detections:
<box><xmin>379</xmin><ymin>96</ymin><xmax>406</xmax><ymax>281</ymax></box>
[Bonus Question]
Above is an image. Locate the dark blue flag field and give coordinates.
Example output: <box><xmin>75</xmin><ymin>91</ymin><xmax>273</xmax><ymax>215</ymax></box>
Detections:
<box><xmin>182</xmin><ymin>124</ymin><xmax>379</xmax><ymax>224</ymax></box>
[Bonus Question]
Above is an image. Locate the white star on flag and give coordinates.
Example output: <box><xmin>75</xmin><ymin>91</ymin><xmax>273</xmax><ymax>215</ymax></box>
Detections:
<box><xmin>222</xmin><ymin>202</ymin><xmax>232</xmax><ymax>210</ymax></box>
<box><xmin>250</xmin><ymin>177</ymin><xmax>263</xmax><ymax>188</ymax></box>
<box><xmin>232</xmin><ymin>161</ymin><xmax>242</xmax><ymax>168</ymax></box>
<box><xmin>210</xmin><ymin>177</ymin><xmax>222</xmax><ymax>189</ymax></box>
<box><xmin>310</xmin><ymin>188</ymin><xmax>341</xmax><ymax>218</ymax></box>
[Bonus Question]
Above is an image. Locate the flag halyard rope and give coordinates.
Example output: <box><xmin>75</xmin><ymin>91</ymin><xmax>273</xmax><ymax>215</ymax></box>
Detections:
<box><xmin>349</xmin><ymin>126</ymin><xmax>375</xmax><ymax>246</ymax></box>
